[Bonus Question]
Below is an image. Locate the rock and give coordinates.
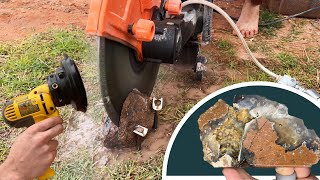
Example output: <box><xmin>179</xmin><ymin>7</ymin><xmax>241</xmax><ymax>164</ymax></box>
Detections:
<box><xmin>198</xmin><ymin>95</ymin><xmax>320</xmax><ymax>168</ymax></box>
<box><xmin>235</xmin><ymin>95</ymin><xmax>320</xmax><ymax>151</ymax></box>
<box><xmin>104</xmin><ymin>89</ymin><xmax>155</xmax><ymax>148</ymax></box>
<box><xmin>198</xmin><ymin>99</ymin><xmax>253</xmax><ymax>167</ymax></box>
<box><xmin>198</xmin><ymin>99</ymin><xmax>228</xmax><ymax>132</ymax></box>
<box><xmin>63</xmin><ymin>8</ymin><xmax>72</xmax><ymax>13</ymax></box>
<box><xmin>241</xmin><ymin>116</ymin><xmax>320</xmax><ymax>167</ymax></box>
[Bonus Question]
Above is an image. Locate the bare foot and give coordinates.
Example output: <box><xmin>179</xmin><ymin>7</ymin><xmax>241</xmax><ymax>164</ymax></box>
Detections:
<box><xmin>233</xmin><ymin>0</ymin><xmax>260</xmax><ymax>38</ymax></box>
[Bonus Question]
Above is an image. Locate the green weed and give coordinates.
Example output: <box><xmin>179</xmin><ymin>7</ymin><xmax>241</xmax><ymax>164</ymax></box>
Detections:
<box><xmin>53</xmin><ymin>151</ymin><xmax>96</xmax><ymax>180</ymax></box>
<box><xmin>277</xmin><ymin>53</ymin><xmax>298</xmax><ymax>68</ymax></box>
<box><xmin>248</xmin><ymin>72</ymin><xmax>273</xmax><ymax>82</ymax></box>
<box><xmin>160</xmin><ymin>102</ymin><xmax>195</xmax><ymax>123</ymax></box>
<box><xmin>106</xmin><ymin>154</ymin><xmax>163</xmax><ymax>180</ymax></box>
<box><xmin>259</xmin><ymin>10</ymin><xmax>283</xmax><ymax>37</ymax></box>
<box><xmin>218</xmin><ymin>39</ymin><xmax>232</xmax><ymax>50</ymax></box>
<box><xmin>248</xmin><ymin>43</ymin><xmax>258</xmax><ymax>52</ymax></box>
<box><xmin>0</xmin><ymin>123</ymin><xmax>10</xmax><ymax>163</ymax></box>
<box><xmin>217</xmin><ymin>39</ymin><xmax>236</xmax><ymax>61</ymax></box>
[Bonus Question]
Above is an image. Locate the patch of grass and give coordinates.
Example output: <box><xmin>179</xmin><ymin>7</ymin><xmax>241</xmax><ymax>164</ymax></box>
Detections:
<box><xmin>244</xmin><ymin>45</ymin><xmax>317</xmax><ymax>90</ymax></box>
<box><xmin>223</xmin><ymin>56</ymin><xmax>278</xmax><ymax>86</ymax></box>
<box><xmin>218</xmin><ymin>39</ymin><xmax>232</xmax><ymax>50</ymax></box>
<box><xmin>282</xmin><ymin>20</ymin><xmax>306</xmax><ymax>42</ymax></box>
<box><xmin>160</xmin><ymin>101</ymin><xmax>195</xmax><ymax>123</ymax></box>
<box><xmin>219</xmin><ymin>16</ymin><xmax>319</xmax><ymax>92</ymax></box>
<box><xmin>248</xmin><ymin>71</ymin><xmax>273</xmax><ymax>82</ymax></box>
<box><xmin>53</xmin><ymin>151</ymin><xmax>97</xmax><ymax>180</ymax></box>
<box><xmin>0</xmin><ymin>28</ymin><xmax>90</xmax><ymax>99</ymax></box>
<box><xmin>277</xmin><ymin>52</ymin><xmax>298</xmax><ymax>68</ymax></box>
<box><xmin>0</xmin><ymin>44</ymin><xmax>9</xmax><ymax>56</ymax></box>
<box><xmin>0</xmin><ymin>123</ymin><xmax>10</xmax><ymax>163</ymax></box>
<box><xmin>175</xmin><ymin>102</ymin><xmax>195</xmax><ymax>120</ymax></box>
<box><xmin>228</xmin><ymin>61</ymin><xmax>237</xmax><ymax>69</ymax></box>
<box><xmin>252</xmin><ymin>41</ymin><xmax>274</xmax><ymax>55</ymax></box>
<box><xmin>248</xmin><ymin>43</ymin><xmax>258</xmax><ymax>52</ymax></box>
<box><xmin>106</xmin><ymin>154</ymin><xmax>163</xmax><ymax>180</ymax></box>
<box><xmin>224</xmin><ymin>64</ymin><xmax>273</xmax><ymax>86</ymax></box>
<box><xmin>259</xmin><ymin>10</ymin><xmax>283</xmax><ymax>37</ymax></box>
<box><xmin>216</xmin><ymin>39</ymin><xmax>236</xmax><ymax>61</ymax></box>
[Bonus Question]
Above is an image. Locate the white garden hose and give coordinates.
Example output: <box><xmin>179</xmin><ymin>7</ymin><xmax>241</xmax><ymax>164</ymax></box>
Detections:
<box><xmin>182</xmin><ymin>0</ymin><xmax>280</xmax><ymax>80</ymax></box>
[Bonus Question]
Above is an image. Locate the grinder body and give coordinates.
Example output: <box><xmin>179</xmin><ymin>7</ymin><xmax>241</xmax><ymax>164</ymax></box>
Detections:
<box><xmin>1</xmin><ymin>56</ymin><xmax>87</xmax><ymax>180</ymax></box>
<box><xmin>2</xmin><ymin>85</ymin><xmax>59</xmax><ymax>180</ymax></box>
<box><xmin>3</xmin><ymin>84</ymin><xmax>59</xmax><ymax>128</ymax></box>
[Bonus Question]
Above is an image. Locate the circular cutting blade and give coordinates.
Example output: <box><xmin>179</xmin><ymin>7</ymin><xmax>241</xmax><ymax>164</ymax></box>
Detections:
<box><xmin>99</xmin><ymin>37</ymin><xmax>160</xmax><ymax>126</ymax></box>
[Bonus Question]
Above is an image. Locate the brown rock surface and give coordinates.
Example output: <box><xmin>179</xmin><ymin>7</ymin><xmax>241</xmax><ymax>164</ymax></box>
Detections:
<box><xmin>104</xmin><ymin>89</ymin><xmax>155</xmax><ymax>148</ymax></box>
<box><xmin>198</xmin><ymin>99</ymin><xmax>228</xmax><ymax>131</ymax></box>
<box><xmin>242</xmin><ymin>117</ymin><xmax>320</xmax><ymax>167</ymax></box>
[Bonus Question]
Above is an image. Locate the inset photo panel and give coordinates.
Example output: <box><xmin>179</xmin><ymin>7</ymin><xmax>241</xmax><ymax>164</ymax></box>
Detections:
<box><xmin>162</xmin><ymin>82</ymin><xmax>320</xmax><ymax>180</ymax></box>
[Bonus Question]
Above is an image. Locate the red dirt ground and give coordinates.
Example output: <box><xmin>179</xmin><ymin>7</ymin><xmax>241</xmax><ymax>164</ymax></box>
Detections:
<box><xmin>0</xmin><ymin>0</ymin><xmax>245</xmax><ymax>42</ymax></box>
<box><xmin>0</xmin><ymin>0</ymin><xmax>89</xmax><ymax>42</ymax></box>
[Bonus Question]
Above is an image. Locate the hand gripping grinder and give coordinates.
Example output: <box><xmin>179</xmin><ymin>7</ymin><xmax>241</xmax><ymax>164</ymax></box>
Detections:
<box><xmin>1</xmin><ymin>56</ymin><xmax>88</xmax><ymax>180</ymax></box>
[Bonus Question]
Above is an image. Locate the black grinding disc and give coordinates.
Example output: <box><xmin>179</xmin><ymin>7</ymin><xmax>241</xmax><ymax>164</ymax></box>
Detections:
<box><xmin>48</xmin><ymin>56</ymin><xmax>88</xmax><ymax>112</ymax></box>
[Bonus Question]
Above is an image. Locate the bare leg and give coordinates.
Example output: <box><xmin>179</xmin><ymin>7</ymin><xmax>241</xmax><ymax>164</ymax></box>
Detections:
<box><xmin>233</xmin><ymin>0</ymin><xmax>260</xmax><ymax>38</ymax></box>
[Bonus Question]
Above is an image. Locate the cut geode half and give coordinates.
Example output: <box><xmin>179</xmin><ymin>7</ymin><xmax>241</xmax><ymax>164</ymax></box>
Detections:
<box><xmin>198</xmin><ymin>95</ymin><xmax>320</xmax><ymax>168</ymax></box>
<box><xmin>235</xmin><ymin>95</ymin><xmax>320</xmax><ymax>152</ymax></box>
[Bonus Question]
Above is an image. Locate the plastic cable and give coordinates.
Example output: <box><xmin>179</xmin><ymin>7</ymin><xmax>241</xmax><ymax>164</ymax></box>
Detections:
<box><xmin>182</xmin><ymin>0</ymin><xmax>280</xmax><ymax>79</ymax></box>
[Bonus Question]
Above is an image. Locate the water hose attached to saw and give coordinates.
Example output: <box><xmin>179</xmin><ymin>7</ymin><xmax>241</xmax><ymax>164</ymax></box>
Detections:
<box><xmin>182</xmin><ymin>0</ymin><xmax>320</xmax><ymax>102</ymax></box>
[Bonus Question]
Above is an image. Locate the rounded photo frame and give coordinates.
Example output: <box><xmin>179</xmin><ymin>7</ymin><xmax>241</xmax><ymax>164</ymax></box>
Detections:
<box><xmin>162</xmin><ymin>82</ymin><xmax>320</xmax><ymax>179</ymax></box>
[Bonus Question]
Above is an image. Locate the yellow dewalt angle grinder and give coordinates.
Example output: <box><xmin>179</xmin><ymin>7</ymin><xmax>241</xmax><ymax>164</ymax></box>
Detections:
<box><xmin>1</xmin><ymin>55</ymin><xmax>88</xmax><ymax>180</ymax></box>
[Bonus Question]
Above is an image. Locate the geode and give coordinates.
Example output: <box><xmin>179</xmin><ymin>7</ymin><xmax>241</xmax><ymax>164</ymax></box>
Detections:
<box><xmin>198</xmin><ymin>95</ymin><xmax>320</xmax><ymax>167</ymax></box>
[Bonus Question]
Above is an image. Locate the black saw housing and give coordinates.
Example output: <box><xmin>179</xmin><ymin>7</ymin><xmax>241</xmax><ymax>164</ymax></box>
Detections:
<box><xmin>99</xmin><ymin>1</ymin><xmax>213</xmax><ymax>126</ymax></box>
